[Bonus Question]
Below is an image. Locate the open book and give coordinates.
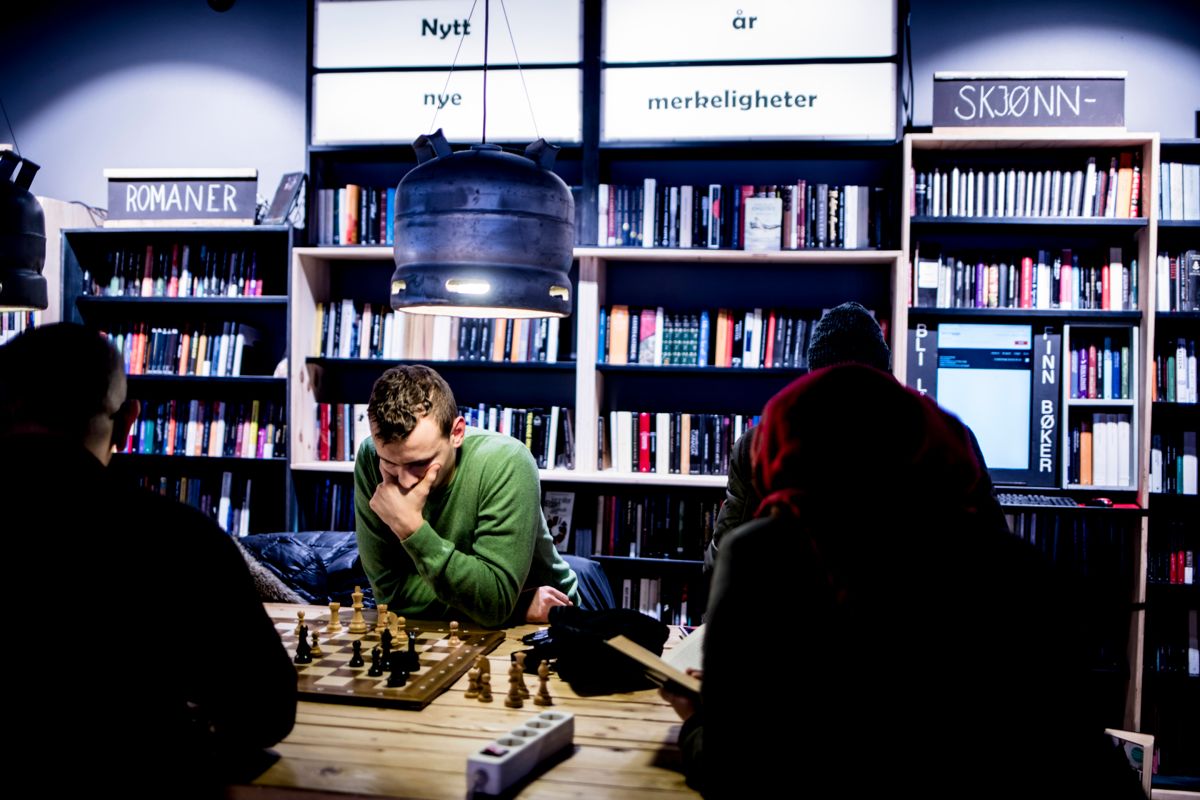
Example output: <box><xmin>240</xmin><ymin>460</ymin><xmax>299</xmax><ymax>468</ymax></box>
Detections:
<box><xmin>605</xmin><ymin>633</ymin><xmax>702</xmax><ymax>696</ymax></box>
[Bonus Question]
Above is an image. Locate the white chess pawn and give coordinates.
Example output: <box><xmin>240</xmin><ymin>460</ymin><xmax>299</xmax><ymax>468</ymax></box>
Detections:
<box><xmin>374</xmin><ymin>603</ymin><xmax>390</xmax><ymax>637</ymax></box>
<box><xmin>293</xmin><ymin>610</ymin><xmax>306</xmax><ymax>637</ymax></box>
<box><xmin>447</xmin><ymin>620</ymin><xmax>461</xmax><ymax>647</ymax></box>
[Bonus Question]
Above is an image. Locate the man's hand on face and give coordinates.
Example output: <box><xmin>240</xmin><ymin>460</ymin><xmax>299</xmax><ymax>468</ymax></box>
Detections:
<box><xmin>370</xmin><ymin>463</ymin><xmax>441</xmax><ymax>541</ymax></box>
<box><xmin>524</xmin><ymin>585</ymin><xmax>573</xmax><ymax>623</ymax></box>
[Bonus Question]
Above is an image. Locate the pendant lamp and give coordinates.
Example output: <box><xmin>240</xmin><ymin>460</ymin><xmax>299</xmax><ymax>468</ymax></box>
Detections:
<box><xmin>0</xmin><ymin>151</ymin><xmax>47</xmax><ymax>311</ymax></box>
<box><xmin>390</xmin><ymin>0</ymin><xmax>573</xmax><ymax>319</ymax></box>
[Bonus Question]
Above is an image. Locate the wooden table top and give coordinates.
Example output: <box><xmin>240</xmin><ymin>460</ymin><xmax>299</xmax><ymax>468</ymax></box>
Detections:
<box><xmin>228</xmin><ymin>603</ymin><xmax>699</xmax><ymax>800</ymax></box>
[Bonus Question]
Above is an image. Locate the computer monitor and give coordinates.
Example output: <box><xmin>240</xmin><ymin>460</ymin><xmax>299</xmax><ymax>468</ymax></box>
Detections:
<box><xmin>908</xmin><ymin>321</ymin><xmax>1060</xmax><ymax>487</ymax></box>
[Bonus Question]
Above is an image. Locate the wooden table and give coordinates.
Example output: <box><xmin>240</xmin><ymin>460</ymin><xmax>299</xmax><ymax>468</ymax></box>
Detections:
<box><xmin>230</xmin><ymin>604</ymin><xmax>699</xmax><ymax>800</ymax></box>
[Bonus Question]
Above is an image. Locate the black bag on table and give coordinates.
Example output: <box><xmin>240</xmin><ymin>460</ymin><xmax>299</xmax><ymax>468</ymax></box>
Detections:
<box><xmin>520</xmin><ymin>606</ymin><xmax>670</xmax><ymax>696</ymax></box>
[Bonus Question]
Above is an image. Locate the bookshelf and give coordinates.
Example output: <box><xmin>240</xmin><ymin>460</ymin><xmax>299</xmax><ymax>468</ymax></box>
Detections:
<box><xmin>902</xmin><ymin>131</ymin><xmax>1200</xmax><ymax>782</ymax></box>
<box><xmin>1144</xmin><ymin>137</ymin><xmax>1199</xmax><ymax>782</ymax></box>
<box><xmin>287</xmin><ymin>243</ymin><xmax>905</xmax><ymax>621</ymax></box>
<box><xmin>61</xmin><ymin>225</ymin><xmax>294</xmax><ymax>535</ymax></box>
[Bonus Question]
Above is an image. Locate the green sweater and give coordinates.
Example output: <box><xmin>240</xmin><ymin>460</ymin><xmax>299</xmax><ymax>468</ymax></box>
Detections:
<box><xmin>354</xmin><ymin>427</ymin><xmax>579</xmax><ymax>627</ymax></box>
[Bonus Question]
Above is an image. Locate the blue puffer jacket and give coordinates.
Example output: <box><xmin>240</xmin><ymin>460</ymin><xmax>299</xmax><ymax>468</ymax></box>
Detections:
<box><xmin>239</xmin><ymin>531</ymin><xmax>375</xmax><ymax>607</ymax></box>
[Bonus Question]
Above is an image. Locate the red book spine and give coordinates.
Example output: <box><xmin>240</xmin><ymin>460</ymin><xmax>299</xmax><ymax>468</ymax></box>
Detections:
<box><xmin>764</xmin><ymin>311</ymin><xmax>777</xmax><ymax>367</ymax></box>
<box><xmin>638</xmin><ymin>412</ymin><xmax>651</xmax><ymax>473</ymax></box>
<box><xmin>1020</xmin><ymin>257</ymin><xmax>1033</xmax><ymax>308</ymax></box>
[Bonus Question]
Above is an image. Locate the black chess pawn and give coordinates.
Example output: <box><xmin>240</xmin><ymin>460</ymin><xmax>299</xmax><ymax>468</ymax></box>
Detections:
<box><xmin>367</xmin><ymin>645</ymin><xmax>384</xmax><ymax>677</ymax></box>
<box><xmin>348</xmin><ymin>639</ymin><xmax>365</xmax><ymax>668</ymax></box>
<box><xmin>386</xmin><ymin>661</ymin><xmax>409</xmax><ymax>688</ymax></box>
<box><xmin>381</xmin><ymin>628</ymin><xmax>392</xmax><ymax>651</ymax></box>
<box><xmin>405</xmin><ymin>630</ymin><xmax>421</xmax><ymax>673</ymax></box>
<box><xmin>293</xmin><ymin>625</ymin><xmax>313</xmax><ymax>664</ymax></box>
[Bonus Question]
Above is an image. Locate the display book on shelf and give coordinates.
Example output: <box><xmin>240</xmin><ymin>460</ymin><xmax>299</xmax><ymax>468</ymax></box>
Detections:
<box><xmin>60</xmin><ymin>225</ymin><xmax>293</xmax><ymax>536</ymax></box>
<box><xmin>901</xmin><ymin>132</ymin><xmax>1200</xmax><ymax>779</ymax></box>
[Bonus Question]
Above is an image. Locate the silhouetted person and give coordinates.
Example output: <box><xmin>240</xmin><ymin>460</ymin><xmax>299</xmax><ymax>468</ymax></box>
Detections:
<box><xmin>0</xmin><ymin>323</ymin><xmax>296</xmax><ymax>798</ymax></box>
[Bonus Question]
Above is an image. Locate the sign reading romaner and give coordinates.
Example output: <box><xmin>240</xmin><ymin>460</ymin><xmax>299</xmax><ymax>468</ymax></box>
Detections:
<box><xmin>104</xmin><ymin>168</ymin><xmax>258</xmax><ymax>227</ymax></box>
<box><xmin>932</xmin><ymin>71</ymin><xmax>1126</xmax><ymax>129</ymax></box>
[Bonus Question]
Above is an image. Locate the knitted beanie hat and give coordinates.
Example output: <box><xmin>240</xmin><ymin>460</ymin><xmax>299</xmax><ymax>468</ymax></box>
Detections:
<box><xmin>806</xmin><ymin>301</ymin><xmax>891</xmax><ymax>371</ymax></box>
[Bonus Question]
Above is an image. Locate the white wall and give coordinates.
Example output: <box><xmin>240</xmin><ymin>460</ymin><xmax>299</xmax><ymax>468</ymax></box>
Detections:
<box><xmin>0</xmin><ymin>0</ymin><xmax>306</xmax><ymax>209</ymax></box>
<box><xmin>910</xmin><ymin>0</ymin><xmax>1200</xmax><ymax>136</ymax></box>
<box><xmin>1</xmin><ymin>0</ymin><xmax>1196</xmax><ymax>215</ymax></box>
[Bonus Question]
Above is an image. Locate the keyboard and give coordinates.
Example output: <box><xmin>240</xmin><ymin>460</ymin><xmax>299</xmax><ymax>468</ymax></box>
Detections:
<box><xmin>997</xmin><ymin>493</ymin><xmax>1079</xmax><ymax>508</ymax></box>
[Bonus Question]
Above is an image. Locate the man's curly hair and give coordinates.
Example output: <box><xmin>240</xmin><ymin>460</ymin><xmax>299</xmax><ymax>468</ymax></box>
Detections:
<box><xmin>367</xmin><ymin>364</ymin><xmax>458</xmax><ymax>443</ymax></box>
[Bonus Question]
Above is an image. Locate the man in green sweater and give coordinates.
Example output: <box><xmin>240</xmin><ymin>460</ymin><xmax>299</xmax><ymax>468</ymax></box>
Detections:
<box><xmin>354</xmin><ymin>364</ymin><xmax>580</xmax><ymax>627</ymax></box>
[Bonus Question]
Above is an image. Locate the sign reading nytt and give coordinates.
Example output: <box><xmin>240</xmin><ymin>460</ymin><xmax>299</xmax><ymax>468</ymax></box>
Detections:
<box><xmin>104</xmin><ymin>168</ymin><xmax>258</xmax><ymax>227</ymax></box>
<box><xmin>933</xmin><ymin>72</ymin><xmax>1125</xmax><ymax>129</ymax></box>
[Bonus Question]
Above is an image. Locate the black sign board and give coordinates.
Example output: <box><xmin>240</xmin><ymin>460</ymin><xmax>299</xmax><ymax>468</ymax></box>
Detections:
<box><xmin>933</xmin><ymin>73</ymin><xmax>1124</xmax><ymax>128</ymax></box>
<box><xmin>104</xmin><ymin>169</ymin><xmax>257</xmax><ymax>226</ymax></box>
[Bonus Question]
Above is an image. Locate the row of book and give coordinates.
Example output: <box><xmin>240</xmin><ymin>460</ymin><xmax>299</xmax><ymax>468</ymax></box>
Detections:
<box><xmin>122</xmin><ymin>399</ymin><xmax>285</xmax><ymax>459</ymax></box>
<box><xmin>586</xmin><ymin>492</ymin><xmax>722</xmax><ymax>561</ymax></box>
<box><xmin>297</xmin><ymin>477</ymin><xmax>356</xmax><ymax>532</ymax></box>
<box><xmin>313</xmin><ymin>184</ymin><xmax>396</xmax><ymax>247</ymax></box>
<box><xmin>82</xmin><ymin>243</ymin><xmax>268</xmax><ymax>298</ymax></box>
<box><xmin>599</xmin><ymin>410</ymin><xmax>758</xmax><ymax>476</ymax></box>
<box><xmin>1152</xmin><ymin>339</ymin><xmax>1198</xmax><ymax>404</ymax></box>
<box><xmin>1157</xmin><ymin>161</ymin><xmax>1200</xmax><ymax>221</ymax></box>
<box><xmin>312</xmin><ymin>301</ymin><xmax>562</xmax><ymax>363</ymax></box>
<box><xmin>312</xmin><ymin>401</ymin><xmax>577</xmax><ymax>471</ymax></box>
<box><xmin>314</xmin><ymin>403</ymin><xmax>367</xmax><ymax>464</ymax></box>
<box><xmin>102</xmin><ymin>321</ymin><xmax>261</xmax><ymax>377</ymax></box>
<box><xmin>1147</xmin><ymin>541</ymin><xmax>1196</xmax><ymax>586</ymax></box>
<box><xmin>599</xmin><ymin>305</ymin><xmax>817</xmax><ymax>369</ymax></box>
<box><xmin>459</xmin><ymin>405</ymin><xmax>576</xmax><ymax>471</ymax></box>
<box><xmin>598</xmin><ymin>180</ymin><xmax>885</xmax><ymax>250</ymax></box>
<box><xmin>1146</xmin><ymin>610</ymin><xmax>1199</xmax><ymax>677</ymax></box>
<box><xmin>0</xmin><ymin>310</ymin><xmax>38</xmax><ymax>346</ymax></box>
<box><xmin>912</xmin><ymin>153</ymin><xmax>1142</xmax><ymax>219</ymax></box>
<box><xmin>1068</xmin><ymin>334</ymin><xmax>1134</xmax><ymax>401</ymax></box>
<box><xmin>1007</xmin><ymin>513</ymin><xmax>1135</xmax><ymax>588</ymax></box>
<box><xmin>1150</xmin><ymin>430</ymin><xmax>1199</xmax><ymax>495</ymax></box>
<box><xmin>617</xmin><ymin>576</ymin><xmax>696</xmax><ymax>626</ymax></box>
<box><xmin>1155</xmin><ymin>251</ymin><xmax>1200</xmax><ymax>312</ymax></box>
<box><xmin>133</xmin><ymin>471</ymin><xmax>253</xmax><ymax>537</ymax></box>
<box><xmin>913</xmin><ymin>247</ymin><xmax>1137</xmax><ymax>311</ymax></box>
<box><xmin>1065</xmin><ymin>412</ymin><xmax>1133</xmax><ymax>488</ymax></box>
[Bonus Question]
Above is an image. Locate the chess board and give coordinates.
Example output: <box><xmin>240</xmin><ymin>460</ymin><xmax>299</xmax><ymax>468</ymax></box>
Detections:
<box><xmin>272</xmin><ymin>611</ymin><xmax>505</xmax><ymax>710</ymax></box>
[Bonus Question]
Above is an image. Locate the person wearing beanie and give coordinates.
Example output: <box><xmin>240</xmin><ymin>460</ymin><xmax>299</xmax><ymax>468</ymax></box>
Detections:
<box><xmin>703</xmin><ymin>302</ymin><xmax>1005</xmax><ymax>575</ymax></box>
<box><xmin>805</xmin><ymin>301</ymin><xmax>891</xmax><ymax>372</ymax></box>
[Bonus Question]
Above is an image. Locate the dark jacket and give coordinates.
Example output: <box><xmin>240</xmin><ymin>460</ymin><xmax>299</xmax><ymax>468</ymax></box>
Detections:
<box><xmin>0</xmin><ymin>434</ymin><xmax>297</xmax><ymax>798</ymax></box>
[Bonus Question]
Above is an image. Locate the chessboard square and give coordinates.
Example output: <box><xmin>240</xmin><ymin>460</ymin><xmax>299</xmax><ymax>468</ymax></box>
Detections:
<box><xmin>314</xmin><ymin>675</ymin><xmax>355</xmax><ymax>688</ymax></box>
<box><xmin>302</xmin><ymin>666</ymin><xmax>337</xmax><ymax>677</ymax></box>
<box><xmin>322</xmin><ymin>653</ymin><xmax>353</xmax><ymax>664</ymax></box>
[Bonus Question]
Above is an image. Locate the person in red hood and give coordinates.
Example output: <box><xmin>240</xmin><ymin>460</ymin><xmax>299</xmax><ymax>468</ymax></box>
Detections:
<box><xmin>666</xmin><ymin>363</ymin><xmax>1142</xmax><ymax>799</ymax></box>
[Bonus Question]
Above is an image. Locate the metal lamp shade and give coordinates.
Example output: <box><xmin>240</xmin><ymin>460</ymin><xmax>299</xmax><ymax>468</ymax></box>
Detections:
<box><xmin>391</xmin><ymin>131</ymin><xmax>573</xmax><ymax>319</ymax></box>
<box><xmin>0</xmin><ymin>152</ymin><xmax>47</xmax><ymax>311</ymax></box>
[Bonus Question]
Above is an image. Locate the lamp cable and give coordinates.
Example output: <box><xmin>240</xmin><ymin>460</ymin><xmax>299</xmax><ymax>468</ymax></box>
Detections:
<box><xmin>0</xmin><ymin>98</ymin><xmax>22</xmax><ymax>158</ymax></box>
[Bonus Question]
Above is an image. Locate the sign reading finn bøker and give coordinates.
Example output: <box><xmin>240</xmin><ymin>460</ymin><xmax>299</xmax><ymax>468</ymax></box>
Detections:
<box><xmin>104</xmin><ymin>168</ymin><xmax>258</xmax><ymax>227</ymax></box>
<box><xmin>933</xmin><ymin>72</ymin><xmax>1125</xmax><ymax>129</ymax></box>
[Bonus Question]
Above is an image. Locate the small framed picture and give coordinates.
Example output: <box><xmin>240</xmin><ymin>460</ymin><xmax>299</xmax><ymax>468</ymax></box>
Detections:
<box><xmin>263</xmin><ymin>171</ymin><xmax>306</xmax><ymax>225</ymax></box>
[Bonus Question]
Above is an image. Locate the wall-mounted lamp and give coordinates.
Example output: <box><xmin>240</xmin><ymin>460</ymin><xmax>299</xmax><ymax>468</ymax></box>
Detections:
<box><xmin>0</xmin><ymin>151</ymin><xmax>47</xmax><ymax>311</ymax></box>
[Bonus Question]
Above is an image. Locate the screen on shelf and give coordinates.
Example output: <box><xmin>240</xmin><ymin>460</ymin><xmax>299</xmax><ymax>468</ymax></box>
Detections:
<box><xmin>936</xmin><ymin>323</ymin><xmax>1033</xmax><ymax>471</ymax></box>
<box><xmin>908</xmin><ymin>320</ymin><xmax>1060</xmax><ymax>487</ymax></box>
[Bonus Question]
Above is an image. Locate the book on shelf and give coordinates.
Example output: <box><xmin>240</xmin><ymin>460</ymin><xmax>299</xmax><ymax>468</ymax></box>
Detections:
<box><xmin>542</xmin><ymin>491</ymin><xmax>576</xmax><ymax>554</ymax></box>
